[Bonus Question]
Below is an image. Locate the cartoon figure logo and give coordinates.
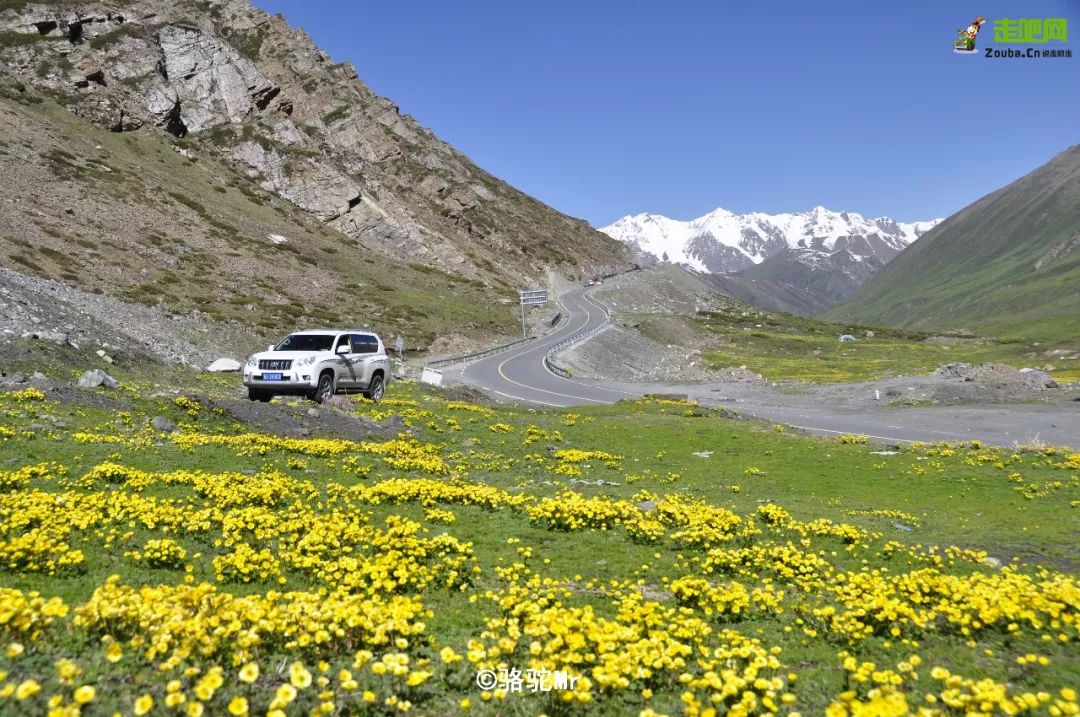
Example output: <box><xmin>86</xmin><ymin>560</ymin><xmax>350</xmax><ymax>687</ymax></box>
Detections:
<box><xmin>953</xmin><ymin>16</ymin><xmax>988</xmax><ymax>53</ymax></box>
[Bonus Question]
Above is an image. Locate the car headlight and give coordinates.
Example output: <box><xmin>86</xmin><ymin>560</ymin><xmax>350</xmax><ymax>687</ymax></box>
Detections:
<box><xmin>245</xmin><ymin>356</ymin><xmax>257</xmax><ymax>368</ymax></box>
<box><xmin>296</xmin><ymin>356</ymin><xmax>318</xmax><ymax>367</ymax></box>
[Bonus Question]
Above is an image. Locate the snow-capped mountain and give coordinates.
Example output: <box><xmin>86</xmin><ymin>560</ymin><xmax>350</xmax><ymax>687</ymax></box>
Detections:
<box><xmin>600</xmin><ymin>206</ymin><xmax>941</xmax><ymax>275</ymax></box>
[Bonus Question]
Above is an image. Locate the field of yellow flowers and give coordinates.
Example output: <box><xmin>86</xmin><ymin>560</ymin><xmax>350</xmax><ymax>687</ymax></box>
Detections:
<box><xmin>0</xmin><ymin>380</ymin><xmax>1077</xmax><ymax>716</ymax></box>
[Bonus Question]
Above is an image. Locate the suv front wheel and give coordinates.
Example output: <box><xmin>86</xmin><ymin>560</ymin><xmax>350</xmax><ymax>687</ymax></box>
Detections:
<box><xmin>311</xmin><ymin>372</ymin><xmax>335</xmax><ymax>404</ymax></box>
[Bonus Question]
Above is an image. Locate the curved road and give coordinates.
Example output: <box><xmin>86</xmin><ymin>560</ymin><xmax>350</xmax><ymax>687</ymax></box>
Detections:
<box><xmin>455</xmin><ymin>286</ymin><xmax>1079</xmax><ymax>448</ymax></box>
<box><xmin>462</xmin><ymin>287</ymin><xmax>635</xmax><ymax>407</ymax></box>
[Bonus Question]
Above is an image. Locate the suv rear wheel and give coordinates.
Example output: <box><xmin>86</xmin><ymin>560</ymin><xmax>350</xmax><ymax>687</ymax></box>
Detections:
<box><xmin>363</xmin><ymin>374</ymin><xmax>384</xmax><ymax>402</ymax></box>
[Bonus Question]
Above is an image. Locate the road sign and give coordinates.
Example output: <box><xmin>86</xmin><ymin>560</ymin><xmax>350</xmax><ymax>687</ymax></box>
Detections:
<box><xmin>518</xmin><ymin>289</ymin><xmax>548</xmax><ymax>338</ymax></box>
<box><xmin>519</xmin><ymin>289</ymin><xmax>548</xmax><ymax>307</ymax></box>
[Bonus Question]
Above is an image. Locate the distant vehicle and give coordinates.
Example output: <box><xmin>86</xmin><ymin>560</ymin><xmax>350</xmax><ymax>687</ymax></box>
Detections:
<box><xmin>243</xmin><ymin>329</ymin><xmax>390</xmax><ymax>403</ymax></box>
<box><xmin>586</xmin><ymin>277</ymin><xmax>604</xmax><ymax>287</ymax></box>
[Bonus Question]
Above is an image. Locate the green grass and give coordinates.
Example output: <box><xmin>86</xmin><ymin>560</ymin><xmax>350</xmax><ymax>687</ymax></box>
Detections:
<box><xmin>0</xmin><ymin>374</ymin><xmax>1076</xmax><ymax>715</ymax></box>
<box><xmin>693</xmin><ymin>306</ymin><xmax>1080</xmax><ymax>383</ymax></box>
<box><xmin>823</xmin><ymin>146</ymin><xmax>1080</xmax><ymax>346</ymax></box>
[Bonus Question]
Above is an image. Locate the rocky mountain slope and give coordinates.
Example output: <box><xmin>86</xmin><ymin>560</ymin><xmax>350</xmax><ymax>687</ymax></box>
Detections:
<box><xmin>823</xmin><ymin>145</ymin><xmax>1080</xmax><ymax>344</ymax></box>
<box><xmin>705</xmin><ymin>247</ymin><xmax>887</xmax><ymax>315</ymax></box>
<box><xmin>601</xmin><ymin>206</ymin><xmax>939</xmax><ymax>315</ymax></box>
<box><xmin>0</xmin><ymin>0</ymin><xmax>630</xmax><ymax>359</ymax></box>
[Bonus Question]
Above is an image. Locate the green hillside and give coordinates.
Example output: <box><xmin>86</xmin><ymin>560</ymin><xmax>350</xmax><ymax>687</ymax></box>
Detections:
<box><xmin>823</xmin><ymin>146</ymin><xmax>1080</xmax><ymax>345</ymax></box>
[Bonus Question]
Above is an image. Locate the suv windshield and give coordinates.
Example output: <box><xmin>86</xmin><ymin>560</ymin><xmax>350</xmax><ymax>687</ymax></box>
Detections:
<box><xmin>274</xmin><ymin>334</ymin><xmax>336</xmax><ymax>352</ymax></box>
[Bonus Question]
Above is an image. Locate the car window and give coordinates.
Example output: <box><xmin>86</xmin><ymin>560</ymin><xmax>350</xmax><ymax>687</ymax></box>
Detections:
<box><xmin>351</xmin><ymin>334</ymin><xmax>380</xmax><ymax>354</ymax></box>
<box><xmin>275</xmin><ymin>334</ymin><xmax>335</xmax><ymax>351</ymax></box>
<box><xmin>335</xmin><ymin>335</ymin><xmax>351</xmax><ymax>352</ymax></box>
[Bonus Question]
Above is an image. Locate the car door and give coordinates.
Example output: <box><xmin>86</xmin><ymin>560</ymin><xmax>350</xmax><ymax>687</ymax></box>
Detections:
<box><xmin>333</xmin><ymin>334</ymin><xmax>357</xmax><ymax>389</ymax></box>
<box><xmin>350</xmin><ymin>333</ymin><xmax>380</xmax><ymax>389</ymax></box>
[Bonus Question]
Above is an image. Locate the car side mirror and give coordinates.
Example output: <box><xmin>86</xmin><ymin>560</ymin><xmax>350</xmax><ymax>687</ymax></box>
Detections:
<box><xmin>336</xmin><ymin>344</ymin><xmax>350</xmax><ymax>354</ymax></box>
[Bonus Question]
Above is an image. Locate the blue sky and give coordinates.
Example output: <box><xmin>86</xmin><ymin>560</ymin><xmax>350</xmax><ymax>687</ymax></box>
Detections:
<box><xmin>254</xmin><ymin>1</ymin><xmax>1079</xmax><ymax>226</ymax></box>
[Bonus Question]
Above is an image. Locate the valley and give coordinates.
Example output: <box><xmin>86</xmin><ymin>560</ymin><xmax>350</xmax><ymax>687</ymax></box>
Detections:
<box><xmin>0</xmin><ymin>2</ymin><xmax>1077</xmax><ymax>716</ymax></box>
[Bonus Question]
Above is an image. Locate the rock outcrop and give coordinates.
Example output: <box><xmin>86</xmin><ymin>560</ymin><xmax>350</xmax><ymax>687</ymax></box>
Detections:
<box><xmin>0</xmin><ymin>0</ymin><xmax>631</xmax><ymax>284</ymax></box>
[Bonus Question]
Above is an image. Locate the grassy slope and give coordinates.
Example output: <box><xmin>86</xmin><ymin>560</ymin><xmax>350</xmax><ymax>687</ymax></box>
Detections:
<box><xmin>595</xmin><ymin>266</ymin><xmax>1079</xmax><ymax>383</ymax></box>
<box><xmin>0</xmin><ymin>375</ymin><xmax>1076</xmax><ymax>715</ymax></box>
<box><xmin>689</xmin><ymin>304</ymin><xmax>1080</xmax><ymax>383</ymax></box>
<box><xmin>823</xmin><ymin>146</ymin><xmax>1080</xmax><ymax>345</ymax></box>
<box><xmin>0</xmin><ymin>82</ymin><xmax>516</xmax><ymax>348</ymax></box>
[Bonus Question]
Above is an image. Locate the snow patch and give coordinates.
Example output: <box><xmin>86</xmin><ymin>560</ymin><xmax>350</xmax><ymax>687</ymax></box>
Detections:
<box><xmin>600</xmin><ymin>207</ymin><xmax>943</xmax><ymax>273</ymax></box>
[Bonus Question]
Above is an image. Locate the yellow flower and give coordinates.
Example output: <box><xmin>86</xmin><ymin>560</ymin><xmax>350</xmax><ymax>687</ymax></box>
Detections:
<box><xmin>275</xmin><ymin>684</ymin><xmax>297</xmax><ymax>704</ymax></box>
<box><xmin>362</xmin><ymin>691</ymin><xmax>376</xmax><ymax>703</ymax></box>
<box><xmin>238</xmin><ymin>662</ymin><xmax>259</xmax><ymax>684</ymax></box>
<box><xmin>105</xmin><ymin>642</ymin><xmax>123</xmax><ymax>663</ymax></box>
<box><xmin>73</xmin><ymin>685</ymin><xmax>96</xmax><ymax>704</ymax></box>
<box><xmin>459</xmin><ymin>697</ymin><xmax>471</xmax><ymax>710</ymax></box>
<box><xmin>15</xmin><ymin>679</ymin><xmax>41</xmax><ymax>700</ymax></box>
<box><xmin>186</xmin><ymin>702</ymin><xmax>204</xmax><ymax>717</ymax></box>
<box><xmin>227</xmin><ymin>696</ymin><xmax>249</xmax><ymax>716</ymax></box>
<box><xmin>290</xmin><ymin>662</ymin><xmax>312</xmax><ymax>688</ymax></box>
<box><xmin>6</xmin><ymin>643</ymin><xmax>24</xmax><ymax>658</ymax></box>
<box><xmin>406</xmin><ymin>670</ymin><xmax>431</xmax><ymax>687</ymax></box>
<box><xmin>134</xmin><ymin>694</ymin><xmax>154</xmax><ymax>715</ymax></box>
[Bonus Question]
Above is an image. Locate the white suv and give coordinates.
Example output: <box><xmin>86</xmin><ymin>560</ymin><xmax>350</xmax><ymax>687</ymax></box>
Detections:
<box><xmin>243</xmin><ymin>329</ymin><xmax>390</xmax><ymax>403</ymax></box>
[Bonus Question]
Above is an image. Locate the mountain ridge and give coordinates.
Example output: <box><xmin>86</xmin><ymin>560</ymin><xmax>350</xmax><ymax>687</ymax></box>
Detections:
<box><xmin>601</xmin><ymin>205</ymin><xmax>939</xmax><ymax>274</ymax></box>
<box><xmin>601</xmin><ymin>205</ymin><xmax>940</xmax><ymax>315</ymax></box>
<box><xmin>822</xmin><ymin>145</ymin><xmax>1080</xmax><ymax>343</ymax></box>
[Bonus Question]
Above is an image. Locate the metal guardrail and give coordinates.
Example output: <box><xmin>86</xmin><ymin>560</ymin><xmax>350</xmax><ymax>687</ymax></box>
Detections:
<box><xmin>424</xmin><ymin>306</ymin><xmax>570</xmax><ymax>369</ymax></box>
<box><xmin>425</xmin><ymin>335</ymin><xmax>537</xmax><ymax>369</ymax></box>
<box><xmin>543</xmin><ymin>291</ymin><xmax>612</xmax><ymax>378</ymax></box>
<box><xmin>425</xmin><ymin>274</ymin><xmax>624</xmax><ymax>372</ymax></box>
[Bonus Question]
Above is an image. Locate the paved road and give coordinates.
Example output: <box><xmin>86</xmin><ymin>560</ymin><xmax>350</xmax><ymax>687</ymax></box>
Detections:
<box><xmin>461</xmin><ymin>287</ymin><xmax>634</xmax><ymax>406</ymax></box>
<box><xmin>454</xmin><ymin>287</ymin><xmax>1079</xmax><ymax>448</ymax></box>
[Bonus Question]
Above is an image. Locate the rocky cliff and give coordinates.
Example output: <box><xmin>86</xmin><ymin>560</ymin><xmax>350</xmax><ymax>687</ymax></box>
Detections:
<box><xmin>0</xmin><ymin>0</ymin><xmax>630</xmax><ymax>356</ymax></box>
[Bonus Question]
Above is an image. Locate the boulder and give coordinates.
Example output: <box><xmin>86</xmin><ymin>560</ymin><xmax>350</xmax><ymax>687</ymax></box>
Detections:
<box><xmin>1018</xmin><ymin>368</ymin><xmax>1058</xmax><ymax>388</ymax></box>
<box><xmin>21</xmin><ymin>330</ymin><xmax>68</xmax><ymax>344</ymax></box>
<box><xmin>151</xmin><ymin>415</ymin><xmax>177</xmax><ymax>432</ymax></box>
<box><xmin>77</xmin><ymin>369</ymin><xmax>118</xmax><ymax>389</ymax></box>
<box><xmin>206</xmin><ymin>358</ymin><xmax>242</xmax><ymax>372</ymax></box>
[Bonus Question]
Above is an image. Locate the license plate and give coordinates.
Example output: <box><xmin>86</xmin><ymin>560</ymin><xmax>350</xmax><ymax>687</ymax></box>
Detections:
<box><xmin>261</xmin><ymin>373</ymin><xmax>282</xmax><ymax>381</ymax></box>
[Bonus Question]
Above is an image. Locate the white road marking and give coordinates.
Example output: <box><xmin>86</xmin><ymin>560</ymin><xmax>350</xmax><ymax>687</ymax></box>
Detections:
<box><xmin>489</xmin><ymin>389</ymin><xmax>566</xmax><ymax>407</ymax></box>
<box><xmin>786</xmin><ymin>425</ymin><xmax>916</xmax><ymax>443</ymax></box>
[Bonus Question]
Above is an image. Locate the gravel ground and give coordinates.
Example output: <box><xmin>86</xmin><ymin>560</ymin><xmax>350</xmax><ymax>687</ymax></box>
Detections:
<box><xmin>1</xmin><ymin>267</ymin><xmax>266</xmax><ymax>368</ymax></box>
<box><xmin>207</xmin><ymin>396</ymin><xmax>404</xmax><ymax>440</ymax></box>
<box><xmin>0</xmin><ymin>373</ymin><xmax>405</xmax><ymax>441</ymax></box>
